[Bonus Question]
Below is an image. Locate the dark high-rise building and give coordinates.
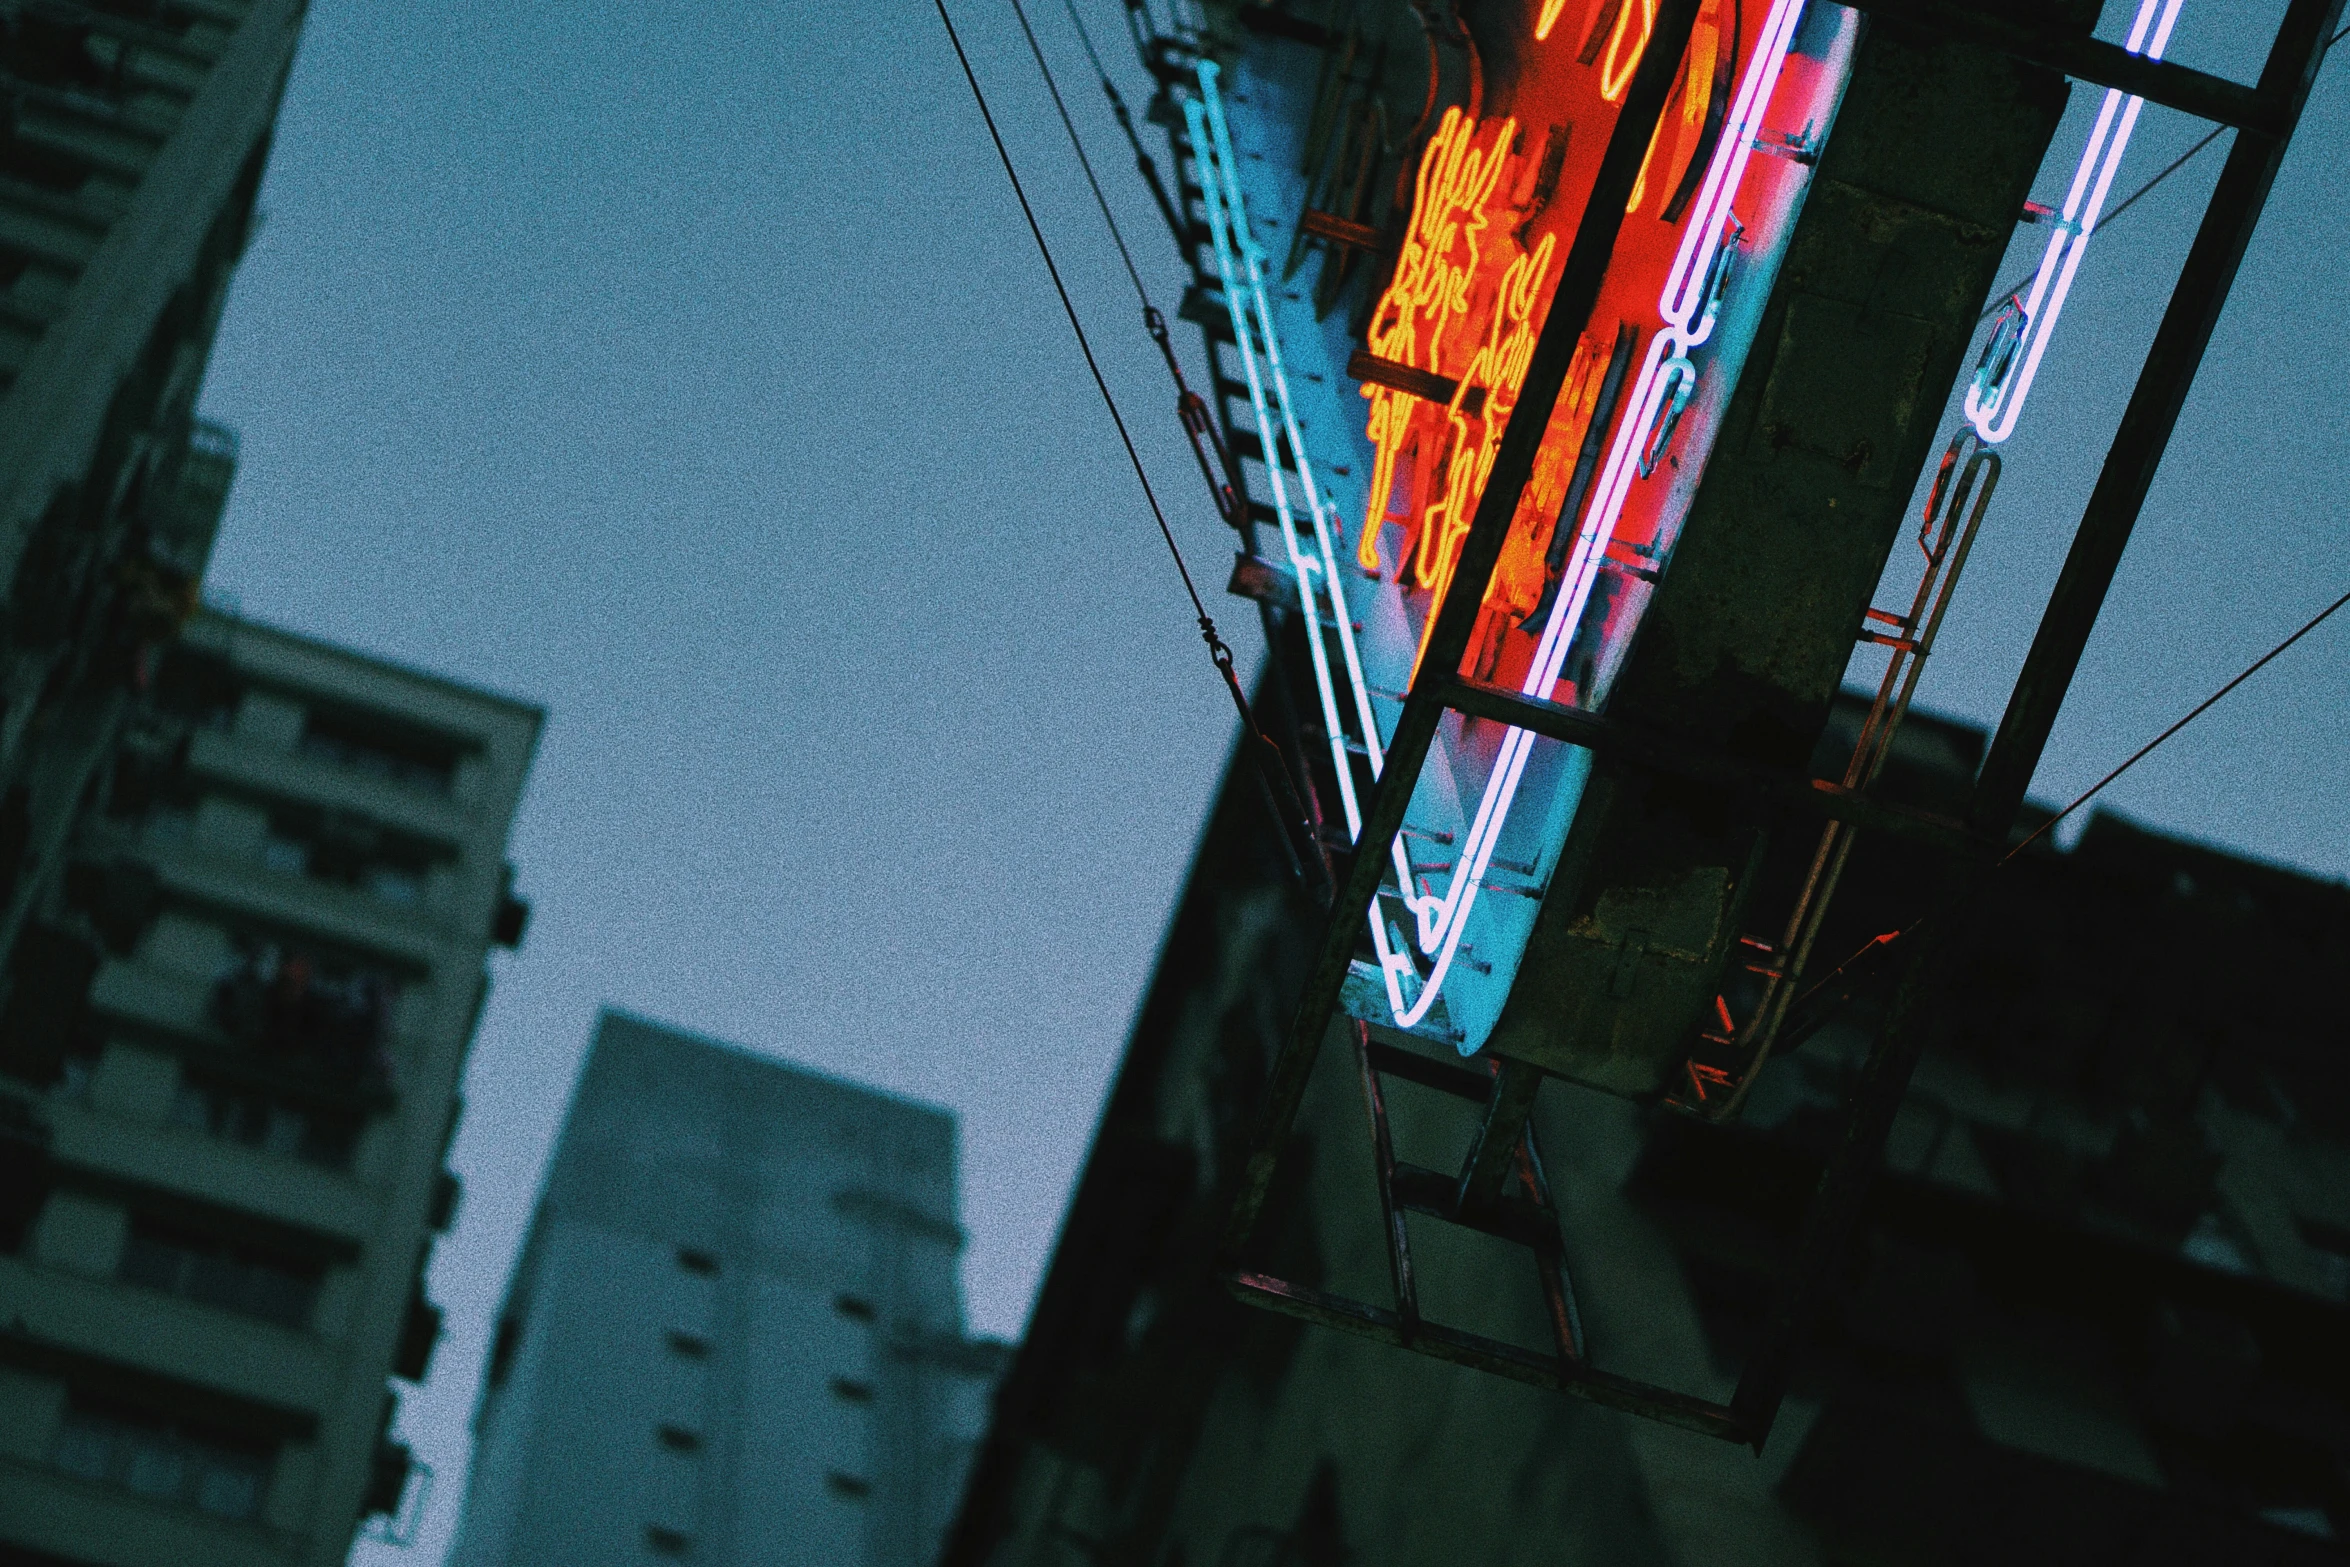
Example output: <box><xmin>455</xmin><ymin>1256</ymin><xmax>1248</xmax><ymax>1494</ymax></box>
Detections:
<box><xmin>1</xmin><ymin>0</ymin><xmax>305</xmax><ymax>895</ymax></box>
<box><xmin>949</xmin><ymin>694</ymin><xmax>2350</xmax><ymax>1566</ymax></box>
<box><xmin>0</xmin><ymin>11</ymin><xmax>560</xmax><ymax>1562</ymax></box>
<box><xmin>0</xmin><ymin>604</ymin><xmax>541</xmax><ymax>1565</ymax></box>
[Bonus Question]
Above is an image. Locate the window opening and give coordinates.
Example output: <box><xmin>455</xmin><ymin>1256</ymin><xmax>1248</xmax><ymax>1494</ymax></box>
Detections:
<box><xmin>51</xmin><ymin>1398</ymin><xmax>271</xmax><ymax>1521</ymax></box>
<box><xmin>208</xmin><ymin>936</ymin><xmax>398</xmax><ymax>1091</ymax></box>
<box><xmin>297</xmin><ymin>707</ymin><xmax>462</xmax><ymax>796</ymax></box>
<box><xmin>117</xmin><ymin>1215</ymin><xmax>324</xmax><ymax>1329</ymax></box>
<box><xmin>169</xmin><ymin>1074</ymin><xmax>360</xmax><ymax>1168</ymax></box>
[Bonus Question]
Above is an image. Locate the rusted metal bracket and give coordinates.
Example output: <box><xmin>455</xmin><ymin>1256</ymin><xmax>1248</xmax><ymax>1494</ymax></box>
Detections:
<box><xmin>1345</xmin><ymin>349</ymin><xmax>1487</xmax><ymax>414</ymax></box>
<box><xmin>1228</xmin><ymin>1272</ymin><xmax>1735</xmax><ymax>1436</ymax></box>
<box><xmin>1301</xmin><ymin>208</ymin><xmax>1387</xmax><ymax>252</ymax></box>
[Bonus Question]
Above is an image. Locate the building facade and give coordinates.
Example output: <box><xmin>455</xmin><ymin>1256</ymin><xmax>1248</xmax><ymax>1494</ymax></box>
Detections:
<box><xmin>450</xmin><ymin>1012</ymin><xmax>1008</xmax><ymax>1567</ymax></box>
<box><xmin>2</xmin><ymin>0</ymin><xmax>308</xmax><ymax>968</ymax></box>
<box><xmin>944</xmin><ymin>691</ymin><xmax>2350</xmax><ymax>1566</ymax></box>
<box><xmin>0</xmin><ymin>605</ymin><xmax>542</xmax><ymax>1567</ymax></box>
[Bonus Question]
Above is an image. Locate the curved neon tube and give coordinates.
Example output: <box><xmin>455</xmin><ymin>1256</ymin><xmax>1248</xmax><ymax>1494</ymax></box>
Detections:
<box><xmin>1965</xmin><ymin>0</ymin><xmax>2186</xmax><ymax>444</ymax></box>
<box><xmin>1377</xmin><ymin>0</ymin><xmax>1812</xmax><ymax>1042</ymax></box>
<box><xmin>1186</xmin><ymin>77</ymin><xmax>1418</xmax><ymax>963</ymax></box>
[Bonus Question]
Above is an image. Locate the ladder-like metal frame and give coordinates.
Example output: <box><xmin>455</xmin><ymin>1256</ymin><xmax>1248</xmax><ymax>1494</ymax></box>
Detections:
<box><xmin>1207</xmin><ymin>0</ymin><xmax>2346</xmax><ymax>1448</ymax></box>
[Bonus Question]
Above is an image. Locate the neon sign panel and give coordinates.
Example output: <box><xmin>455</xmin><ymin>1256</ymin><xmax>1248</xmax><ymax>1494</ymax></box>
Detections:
<box><xmin>1365</xmin><ymin>0</ymin><xmax>1818</xmax><ymax>1047</ymax></box>
<box><xmin>1193</xmin><ymin>0</ymin><xmax>1840</xmax><ymax>1051</ymax></box>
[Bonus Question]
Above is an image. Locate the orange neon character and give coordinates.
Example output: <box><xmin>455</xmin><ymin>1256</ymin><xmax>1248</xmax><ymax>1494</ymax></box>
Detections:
<box><xmin>1628</xmin><ymin>0</ymin><xmax>1720</xmax><ymax>212</ymax></box>
<box><xmin>1534</xmin><ymin>0</ymin><xmax>1574</xmax><ymax>43</ymax></box>
<box><xmin>1357</xmin><ymin>109</ymin><xmax>1517</xmax><ymax>572</ymax></box>
<box><xmin>1407</xmin><ymin>230</ymin><xmax>1558</xmax><ymax>681</ymax></box>
<box><xmin>1600</xmin><ymin>0</ymin><xmax>1657</xmax><ymax>102</ymax></box>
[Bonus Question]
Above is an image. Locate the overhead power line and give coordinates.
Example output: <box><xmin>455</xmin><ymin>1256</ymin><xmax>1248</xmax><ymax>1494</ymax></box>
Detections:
<box><xmin>928</xmin><ymin>0</ymin><xmax>1327</xmax><ymax>895</ymax></box>
<box><xmin>1788</xmin><ymin>581</ymin><xmax>2350</xmax><ymax>1028</ymax></box>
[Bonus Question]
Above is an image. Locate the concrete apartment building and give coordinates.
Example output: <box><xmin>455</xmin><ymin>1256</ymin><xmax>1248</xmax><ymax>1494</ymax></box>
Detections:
<box><xmin>450</xmin><ymin>1012</ymin><xmax>1009</xmax><ymax>1567</ymax></box>
<box><xmin>2</xmin><ymin>0</ymin><xmax>307</xmax><ymax>932</ymax></box>
<box><xmin>0</xmin><ymin>603</ymin><xmax>542</xmax><ymax>1567</ymax></box>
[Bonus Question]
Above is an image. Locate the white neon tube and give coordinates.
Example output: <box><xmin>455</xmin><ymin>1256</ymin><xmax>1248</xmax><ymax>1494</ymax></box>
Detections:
<box><xmin>1185</xmin><ymin>78</ymin><xmax>1421</xmax><ymax>990</ymax></box>
<box><xmin>1965</xmin><ymin>0</ymin><xmax>2187</xmax><ymax>444</ymax></box>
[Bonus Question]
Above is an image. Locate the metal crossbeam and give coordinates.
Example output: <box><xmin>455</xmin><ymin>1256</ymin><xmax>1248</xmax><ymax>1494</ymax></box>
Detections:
<box><xmin>1835</xmin><ymin>0</ymin><xmax>2275</xmax><ymax>130</ymax></box>
<box><xmin>1228</xmin><ymin>1272</ymin><xmax>1738</xmax><ymax>1438</ymax></box>
<box><xmin>1440</xmin><ymin>677</ymin><xmax>1987</xmax><ymax>855</ymax></box>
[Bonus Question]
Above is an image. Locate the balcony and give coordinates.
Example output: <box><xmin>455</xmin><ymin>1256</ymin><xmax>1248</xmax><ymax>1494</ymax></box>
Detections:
<box><xmin>144</xmin><ymin>835</ymin><xmax>445</xmax><ymax>969</ymax></box>
<box><xmin>89</xmin><ymin>953</ymin><xmax>406</xmax><ymax>1110</ymax></box>
<box><xmin>0</xmin><ymin>1253</ymin><xmax>334</xmax><ymax>1415</ymax></box>
<box><xmin>0</xmin><ymin>1455</ymin><xmax>288</xmax><ymax>1567</ymax></box>
<box><xmin>184</xmin><ymin>727</ymin><xmax>469</xmax><ymax>850</ymax></box>
<box><xmin>48</xmin><ymin>1094</ymin><xmax>373</xmax><ymax>1245</ymax></box>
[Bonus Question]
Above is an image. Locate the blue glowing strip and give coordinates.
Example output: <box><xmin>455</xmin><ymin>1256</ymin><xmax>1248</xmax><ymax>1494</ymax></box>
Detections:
<box><xmin>1965</xmin><ymin>0</ymin><xmax>2187</xmax><ymax>444</ymax></box>
<box><xmin>1185</xmin><ymin>77</ymin><xmax>1420</xmax><ymax>979</ymax></box>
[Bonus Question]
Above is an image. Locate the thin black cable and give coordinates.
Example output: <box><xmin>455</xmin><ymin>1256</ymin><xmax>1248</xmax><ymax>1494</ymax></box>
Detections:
<box><xmin>1977</xmin><ymin>127</ymin><xmax>2222</xmax><ymax>323</ymax></box>
<box><xmin>1061</xmin><ymin>0</ymin><xmax>1119</xmax><ymax>101</ymax></box>
<box><xmin>930</xmin><ymin>0</ymin><xmax>1326</xmax><ymax>894</ymax></box>
<box><xmin>931</xmin><ymin>0</ymin><xmax>1207</xmax><ymax>630</ymax></box>
<box><xmin>1011</xmin><ymin>0</ymin><xmax>1151</xmax><ymax>305</ymax></box>
<box><xmin>1061</xmin><ymin>0</ymin><xmax>1195</xmax><ymax>258</ymax></box>
<box><xmin>1021</xmin><ymin>0</ymin><xmax>1246</xmax><ymax>523</ymax></box>
<box><xmin>1998</xmin><ymin>581</ymin><xmax>2350</xmax><ymax>863</ymax></box>
<box><xmin>1979</xmin><ymin>19</ymin><xmax>2350</xmax><ymax>322</ymax></box>
<box><xmin>1786</xmin><ymin>581</ymin><xmax>2350</xmax><ymax>1025</ymax></box>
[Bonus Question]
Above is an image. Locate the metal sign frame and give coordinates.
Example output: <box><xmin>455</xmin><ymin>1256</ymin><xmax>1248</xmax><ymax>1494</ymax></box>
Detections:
<box><xmin>1213</xmin><ymin>0</ymin><xmax>2345</xmax><ymax>1448</ymax></box>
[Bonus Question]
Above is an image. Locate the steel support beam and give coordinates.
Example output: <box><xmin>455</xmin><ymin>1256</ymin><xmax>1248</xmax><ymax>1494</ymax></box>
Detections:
<box><xmin>1229</xmin><ymin>1271</ymin><xmax>1740</xmax><ymax>1438</ymax></box>
<box><xmin>1835</xmin><ymin>0</ymin><xmax>2275</xmax><ymax>130</ymax></box>
<box><xmin>1455</xmin><ymin>1058</ymin><xmax>1543</xmax><ymax>1214</ymax></box>
<box><xmin>1217</xmin><ymin>0</ymin><xmax>1708</xmax><ymax>1262</ymax></box>
<box><xmin>1441</xmin><ymin>677</ymin><xmax>1987</xmax><ymax>855</ymax></box>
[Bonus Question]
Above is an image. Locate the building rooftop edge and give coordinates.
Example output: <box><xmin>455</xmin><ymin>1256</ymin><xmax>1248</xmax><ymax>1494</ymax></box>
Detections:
<box><xmin>190</xmin><ymin>601</ymin><xmax>548</xmax><ymax>726</ymax></box>
<box><xmin>591</xmin><ymin>1007</ymin><xmax>960</xmax><ymax>1126</ymax></box>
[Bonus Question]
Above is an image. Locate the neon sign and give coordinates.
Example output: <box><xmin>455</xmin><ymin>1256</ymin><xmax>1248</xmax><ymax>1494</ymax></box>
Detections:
<box><xmin>1188</xmin><ymin>68</ymin><xmax>1411</xmax><ymax>964</ymax></box>
<box><xmin>1197</xmin><ymin>2</ymin><xmax>1851</xmax><ymax>1051</ymax></box>
<box><xmin>1360</xmin><ymin>0</ymin><xmax>1820</xmax><ymax>1047</ymax></box>
<box><xmin>1359</xmin><ymin>108</ymin><xmax>1520</xmax><ymax>574</ymax></box>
